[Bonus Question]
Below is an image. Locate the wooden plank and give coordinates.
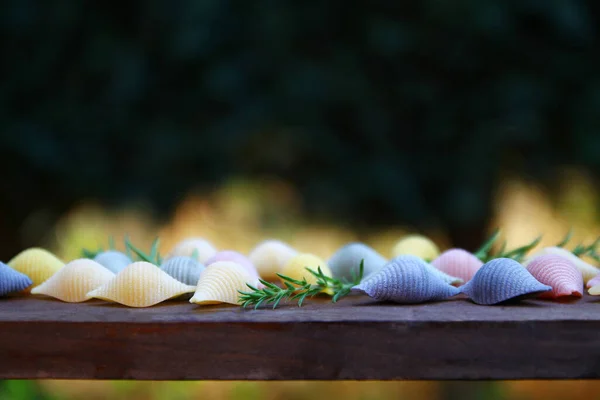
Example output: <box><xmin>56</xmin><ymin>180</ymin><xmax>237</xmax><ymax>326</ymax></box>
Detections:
<box><xmin>0</xmin><ymin>294</ymin><xmax>599</xmax><ymax>380</ymax></box>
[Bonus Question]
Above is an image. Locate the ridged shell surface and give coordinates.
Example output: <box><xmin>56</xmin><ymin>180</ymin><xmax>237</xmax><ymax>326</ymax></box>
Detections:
<box><xmin>8</xmin><ymin>248</ymin><xmax>64</xmax><ymax>291</ymax></box>
<box><xmin>353</xmin><ymin>255</ymin><xmax>460</xmax><ymax>303</ymax></box>
<box><xmin>391</xmin><ymin>256</ymin><xmax>463</xmax><ymax>286</ymax></box>
<box><xmin>328</xmin><ymin>243</ymin><xmax>387</xmax><ymax>281</ymax></box>
<box><xmin>205</xmin><ymin>250</ymin><xmax>260</xmax><ymax>281</ymax></box>
<box><xmin>248</xmin><ymin>240</ymin><xmax>298</xmax><ymax>280</ymax></box>
<box><xmin>0</xmin><ymin>262</ymin><xmax>33</xmax><ymax>296</ymax></box>
<box><xmin>280</xmin><ymin>253</ymin><xmax>334</xmax><ymax>294</ymax></box>
<box><xmin>87</xmin><ymin>262</ymin><xmax>196</xmax><ymax>307</ymax></box>
<box><xmin>525</xmin><ymin>255</ymin><xmax>583</xmax><ymax>298</ymax></box>
<box><xmin>190</xmin><ymin>261</ymin><xmax>256</xmax><ymax>305</ymax></box>
<box><xmin>160</xmin><ymin>257</ymin><xmax>205</xmax><ymax>286</ymax></box>
<box><xmin>431</xmin><ymin>249</ymin><xmax>483</xmax><ymax>284</ymax></box>
<box><xmin>460</xmin><ymin>258</ymin><xmax>552</xmax><ymax>305</ymax></box>
<box><xmin>93</xmin><ymin>251</ymin><xmax>132</xmax><ymax>274</ymax></box>
<box><xmin>31</xmin><ymin>259</ymin><xmax>115</xmax><ymax>302</ymax></box>
<box><xmin>166</xmin><ymin>238</ymin><xmax>217</xmax><ymax>263</ymax></box>
<box><xmin>391</xmin><ymin>235</ymin><xmax>440</xmax><ymax>261</ymax></box>
<box><xmin>587</xmin><ymin>274</ymin><xmax>600</xmax><ymax>289</ymax></box>
<box><xmin>525</xmin><ymin>247</ymin><xmax>600</xmax><ymax>283</ymax></box>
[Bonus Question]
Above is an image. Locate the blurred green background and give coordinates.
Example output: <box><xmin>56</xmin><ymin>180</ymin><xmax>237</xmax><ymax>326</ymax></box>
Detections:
<box><xmin>2</xmin><ymin>0</ymin><xmax>600</xmax><ymax>399</ymax></box>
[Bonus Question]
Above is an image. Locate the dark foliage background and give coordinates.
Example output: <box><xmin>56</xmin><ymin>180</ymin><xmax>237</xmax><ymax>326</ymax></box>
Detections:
<box><xmin>1</xmin><ymin>0</ymin><xmax>600</xmax><ymax>255</ymax></box>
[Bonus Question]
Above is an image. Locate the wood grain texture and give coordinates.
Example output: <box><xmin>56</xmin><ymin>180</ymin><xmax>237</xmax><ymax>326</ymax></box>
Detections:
<box><xmin>1</xmin><ymin>294</ymin><xmax>600</xmax><ymax>380</ymax></box>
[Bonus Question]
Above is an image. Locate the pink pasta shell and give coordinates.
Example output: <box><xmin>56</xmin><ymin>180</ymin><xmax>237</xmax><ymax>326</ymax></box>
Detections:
<box><xmin>431</xmin><ymin>249</ymin><xmax>483</xmax><ymax>284</ymax></box>
<box><xmin>525</xmin><ymin>254</ymin><xmax>583</xmax><ymax>299</ymax></box>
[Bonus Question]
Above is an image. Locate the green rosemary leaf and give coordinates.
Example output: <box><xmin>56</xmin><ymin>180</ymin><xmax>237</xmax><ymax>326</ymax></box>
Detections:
<box><xmin>245</xmin><ymin>283</ymin><xmax>259</xmax><ymax>292</ymax></box>
<box><xmin>473</xmin><ymin>229</ymin><xmax>501</xmax><ymax>261</ymax></box>
<box><xmin>149</xmin><ymin>238</ymin><xmax>160</xmax><ymax>262</ymax></box>
<box><xmin>81</xmin><ymin>248</ymin><xmax>100</xmax><ymax>259</ymax></box>
<box><xmin>125</xmin><ymin>239</ymin><xmax>154</xmax><ymax>263</ymax></box>
<box><xmin>254</xmin><ymin>298</ymin><xmax>266</xmax><ymax>310</ymax></box>
<box><xmin>556</xmin><ymin>229</ymin><xmax>573</xmax><ymax>248</ymax></box>
<box><xmin>297</xmin><ymin>292</ymin><xmax>309</xmax><ymax>307</ymax></box>
<box><xmin>272</xmin><ymin>296</ymin><xmax>284</xmax><ymax>309</ymax></box>
<box><xmin>108</xmin><ymin>236</ymin><xmax>116</xmax><ymax>250</ymax></box>
<box><xmin>261</xmin><ymin>280</ymin><xmax>281</xmax><ymax>290</ymax></box>
<box><xmin>572</xmin><ymin>243</ymin><xmax>586</xmax><ymax>256</ymax></box>
<box><xmin>123</xmin><ymin>234</ymin><xmax>133</xmax><ymax>259</ymax></box>
<box><xmin>500</xmin><ymin>235</ymin><xmax>542</xmax><ymax>262</ymax></box>
<box><xmin>191</xmin><ymin>248</ymin><xmax>199</xmax><ymax>261</ymax></box>
<box><xmin>356</xmin><ymin>260</ymin><xmax>365</xmax><ymax>284</ymax></box>
<box><xmin>276</xmin><ymin>273</ymin><xmax>305</xmax><ymax>287</ymax></box>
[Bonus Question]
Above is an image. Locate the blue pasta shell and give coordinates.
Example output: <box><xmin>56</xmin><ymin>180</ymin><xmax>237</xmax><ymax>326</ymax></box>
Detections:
<box><xmin>353</xmin><ymin>255</ymin><xmax>460</xmax><ymax>304</ymax></box>
<box><xmin>460</xmin><ymin>258</ymin><xmax>552</xmax><ymax>305</ymax></box>
<box><xmin>93</xmin><ymin>251</ymin><xmax>132</xmax><ymax>274</ymax></box>
<box><xmin>160</xmin><ymin>256</ymin><xmax>205</xmax><ymax>286</ymax></box>
<box><xmin>0</xmin><ymin>262</ymin><xmax>33</xmax><ymax>296</ymax></box>
<box><xmin>328</xmin><ymin>243</ymin><xmax>387</xmax><ymax>280</ymax></box>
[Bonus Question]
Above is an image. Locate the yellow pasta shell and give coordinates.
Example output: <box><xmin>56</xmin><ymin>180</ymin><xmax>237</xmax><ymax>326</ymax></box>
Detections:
<box><xmin>280</xmin><ymin>253</ymin><xmax>334</xmax><ymax>295</ymax></box>
<box><xmin>392</xmin><ymin>235</ymin><xmax>440</xmax><ymax>260</ymax></box>
<box><xmin>248</xmin><ymin>240</ymin><xmax>298</xmax><ymax>280</ymax></box>
<box><xmin>190</xmin><ymin>261</ymin><xmax>255</xmax><ymax>305</ymax></box>
<box><xmin>8</xmin><ymin>248</ymin><xmax>64</xmax><ymax>292</ymax></box>
<box><xmin>31</xmin><ymin>259</ymin><xmax>115</xmax><ymax>302</ymax></box>
<box><xmin>87</xmin><ymin>261</ymin><xmax>196</xmax><ymax>307</ymax></box>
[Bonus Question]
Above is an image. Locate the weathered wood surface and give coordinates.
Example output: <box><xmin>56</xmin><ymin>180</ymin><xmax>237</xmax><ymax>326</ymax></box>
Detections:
<box><xmin>0</xmin><ymin>294</ymin><xmax>599</xmax><ymax>380</ymax></box>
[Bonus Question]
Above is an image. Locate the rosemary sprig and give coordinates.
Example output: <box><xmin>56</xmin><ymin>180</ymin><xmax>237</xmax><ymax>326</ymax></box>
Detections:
<box><xmin>125</xmin><ymin>237</ymin><xmax>162</xmax><ymax>265</ymax></box>
<box><xmin>572</xmin><ymin>237</ymin><xmax>600</xmax><ymax>261</ymax></box>
<box><xmin>556</xmin><ymin>229</ymin><xmax>574</xmax><ymax>248</ymax></box>
<box><xmin>473</xmin><ymin>229</ymin><xmax>501</xmax><ymax>261</ymax></box>
<box><xmin>239</xmin><ymin>261</ymin><xmax>364</xmax><ymax>309</ymax></box>
<box><xmin>555</xmin><ymin>230</ymin><xmax>600</xmax><ymax>261</ymax></box>
<box><xmin>496</xmin><ymin>235</ymin><xmax>542</xmax><ymax>262</ymax></box>
<box><xmin>474</xmin><ymin>230</ymin><xmax>541</xmax><ymax>262</ymax></box>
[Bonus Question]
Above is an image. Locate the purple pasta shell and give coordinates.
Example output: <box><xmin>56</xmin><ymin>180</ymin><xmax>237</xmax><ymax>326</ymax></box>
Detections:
<box><xmin>353</xmin><ymin>255</ymin><xmax>460</xmax><ymax>304</ymax></box>
<box><xmin>459</xmin><ymin>258</ymin><xmax>552</xmax><ymax>305</ymax></box>
<box><xmin>0</xmin><ymin>262</ymin><xmax>33</xmax><ymax>296</ymax></box>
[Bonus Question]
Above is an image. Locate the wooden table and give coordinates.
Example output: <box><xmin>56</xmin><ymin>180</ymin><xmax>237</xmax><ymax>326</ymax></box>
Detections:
<box><xmin>0</xmin><ymin>294</ymin><xmax>598</xmax><ymax>380</ymax></box>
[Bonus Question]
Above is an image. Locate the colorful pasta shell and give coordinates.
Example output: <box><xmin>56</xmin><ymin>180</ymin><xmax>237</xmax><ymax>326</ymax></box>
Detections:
<box><xmin>248</xmin><ymin>240</ymin><xmax>298</xmax><ymax>280</ymax></box>
<box><xmin>93</xmin><ymin>251</ymin><xmax>132</xmax><ymax>274</ymax></box>
<box><xmin>166</xmin><ymin>238</ymin><xmax>217</xmax><ymax>263</ymax></box>
<box><xmin>460</xmin><ymin>258</ymin><xmax>552</xmax><ymax>305</ymax></box>
<box><xmin>328</xmin><ymin>243</ymin><xmax>387</xmax><ymax>281</ymax></box>
<box><xmin>587</xmin><ymin>274</ymin><xmax>600</xmax><ymax>289</ymax></box>
<box><xmin>31</xmin><ymin>259</ymin><xmax>115</xmax><ymax>302</ymax></box>
<box><xmin>160</xmin><ymin>256</ymin><xmax>205</xmax><ymax>286</ymax></box>
<box><xmin>353</xmin><ymin>255</ymin><xmax>460</xmax><ymax>303</ymax></box>
<box><xmin>280</xmin><ymin>253</ymin><xmax>334</xmax><ymax>294</ymax></box>
<box><xmin>525</xmin><ymin>246</ymin><xmax>600</xmax><ymax>283</ymax></box>
<box><xmin>525</xmin><ymin>255</ymin><xmax>583</xmax><ymax>299</ymax></box>
<box><xmin>0</xmin><ymin>262</ymin><xmax>33</xmax><ymax>296</ymax></box>
<box><xmin>431</xmin><ymin>249</ymin><xmax>483</xmax><ymax>284</ymax></box>
<box><xmin>8</xmin><ymin>248</ymin><xmax>64</xmax><ymax>291</ymax></box>
<box><xmin>205</xmin><ymin>250</ymin><xmax>260</xmax><ymax>281</ymax></box>
<box><xmin>390</xmin><ymin>256</ymin><xmax>463</xmax><ymax>286</ymax></box>
<box><xmin>391</xmin><ymin>234</ymin><xmax>440</xmax><ymax>261</ymax></box>
<box><xmin>588</xmin><ymin>284</ymin><xmax>600</xmax><ymax>296</ymax></box>
<box><xmin>87</xmin><ymin>261</ymin><xmax>196</xmax><ymax>307</ymax></box>
<box><xmin>190</xmin><ymin>261</ymin><xmax>256</xmax><ymax>305</ymax></box>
